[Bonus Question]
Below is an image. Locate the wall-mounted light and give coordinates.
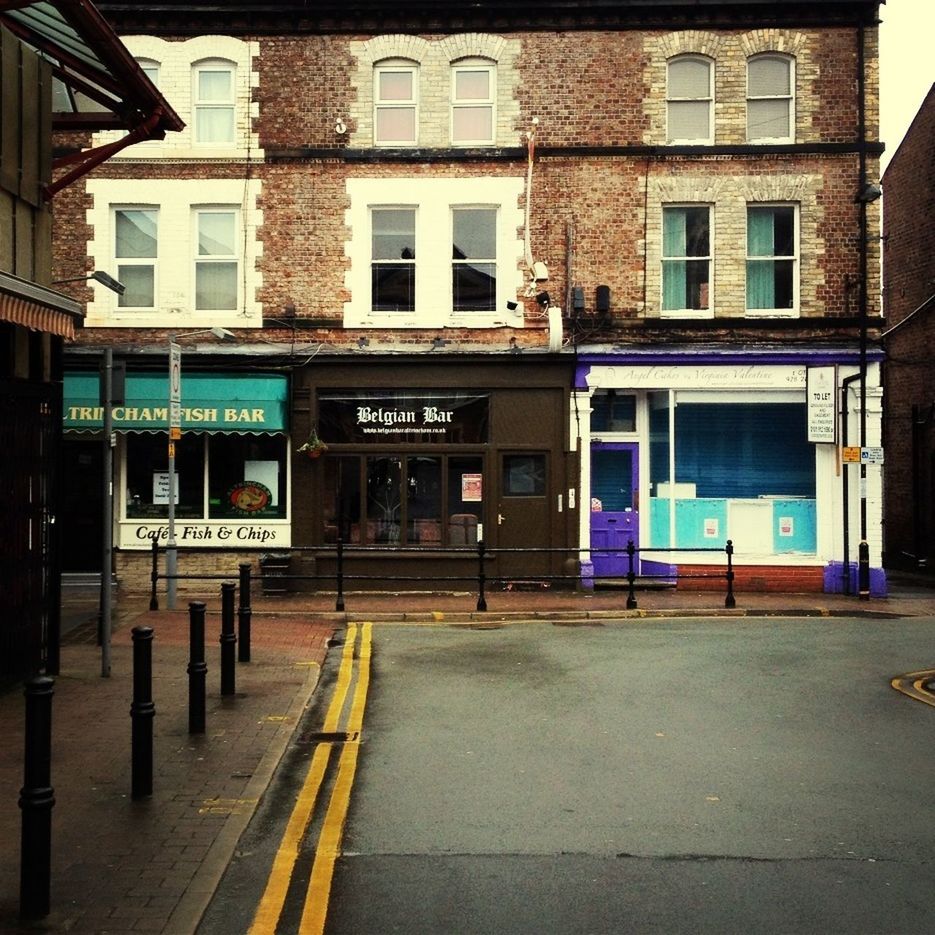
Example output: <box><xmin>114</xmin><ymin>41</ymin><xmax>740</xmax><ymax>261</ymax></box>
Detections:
<box><xmin>506</xmin><ymin>300</ymin><xmax>518</xmax><ymax>311</ymax></box>
<box><xmin>54</xmin><ymin>270</ymin><xmax>126</xmax><ymax>295</ymax></box>
<box><xmin>856</xmin><ymin>182</ymin><xmax>882</xmax><ymax>203</ymax></box>
<box><xmin>536</xmin><ymin>291</ymin><xmax>551</xmax><ymax>307</ymax></box>
<box><xmin>335</xmin><ymin>118</ymin><xmax>348</xmax><ymax>135</ymax></box>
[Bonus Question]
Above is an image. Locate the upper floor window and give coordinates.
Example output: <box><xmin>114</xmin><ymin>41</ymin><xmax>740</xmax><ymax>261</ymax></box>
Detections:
<box><xmin>746</xmin><ymin>204</ymin><xmax>798</xmax><ymax>315</ymax></box>
<box><xmin>195</xmin><ymin>209</ymin><xmax>239</xmax><ymax>311</ymax></box>
<box><xmin>452</xmin><ymin>207</ymin><xmax>497</xmax><ymax>311</ymax></box>
<box><xmin>194</xmin><ymin>60</ymin><xmax>235</xmax><ymax>145</ymax></box>
<box><xmin>374</xmin><ymin>60</ymin><xmax>418</xmax><ymax>145</ymax></box>
<box><xmin>371</xmin><ymin>208</ymin><xmax>416</xmax><ymax>311</ymax></box>
<box><xmin>451</xmin><ymin>61</ymin><xmax>495</xmax><ymax>145</ymax></box>
<box><xmin>666</xmin><ymin>55</ymin><xmax>713</xmax><ymax>144</ymax></box>
<box><xmin>662</xmin><ymin>205</ymin><xmax>711</xmax><ymax>315</ymax></box>
<box><xmin>115</xmin><ymin>208</ymin><xmax>158</xmax><ymax>309</ymax></box>
<box><xmin>747</xmin><ymin>54</ymin><xmax>794</xmax><ymax>142</ymax></box>
<box><xmin>138</xmin><ymin>59</ymin><xmax>159</xmax><ymax>86</ymax></box>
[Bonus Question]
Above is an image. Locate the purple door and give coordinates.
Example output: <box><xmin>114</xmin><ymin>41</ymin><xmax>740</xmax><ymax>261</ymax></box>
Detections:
<box><xmin>590</xmin><ymin>443</ymin><xmax>639</xmax><ymax>578</ymax></box>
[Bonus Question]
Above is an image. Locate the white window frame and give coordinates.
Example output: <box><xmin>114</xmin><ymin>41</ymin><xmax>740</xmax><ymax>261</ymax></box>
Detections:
<box><xmin>450</xmin><ymin>60</ymin><xmax>496</xmax><ymax>146</ymax></box>
<box><xmin>660</xmin><ymin>204</ymin><xmax>713</xmax><ymax>318</ymax></box>
<box><xmin>747</xmin><ymin>53</ymin><xmax>795</xmax><ymax>143</ymax></box>
<box><xmin>745</xmin><ymin>202</ymin><xmax>800</xmax><ymax>318</ymax></box>
<box><xmin>666</xmin><ymin>55</ymin><xmax>714</xmax><ymax>145</ymax></box>
<box><xmin>374</xmin><ymin>60</ymin><xmax>419</xmax><ymax>146</ymax></box>
<box><xmin>344</xmin><ymin>177</ymin><xmax>524</xmax><ymax>329</ymax></box>
<box><xmin>193</xmin><ymin>207</ymin><xmax>240</xmax><ymax>312</ymax></box>
<box><xmin>451</xmin><ymin>205</ymin><xmax>498</xmax><ymax>312</ymax></box>
<box><xmin>113</xmin><ymin>206</ymin><xmax>158</xmax><ymax>311</ymax></box>
<box><xmin>370</xmin><ymin>206</ymin><xmax>417</xmax><ymax>313</ymax></box>
<box><xmin>193</xmin><ymin>59</ymin><xmax>236</xmax><ymax>146</ymax></box>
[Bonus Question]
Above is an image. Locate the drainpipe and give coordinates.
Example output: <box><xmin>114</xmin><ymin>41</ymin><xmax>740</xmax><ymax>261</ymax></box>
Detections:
<box><xmin>841</xmin><ymin>372</ymin><xmax>862</xmax><ymax>594</ymax></box>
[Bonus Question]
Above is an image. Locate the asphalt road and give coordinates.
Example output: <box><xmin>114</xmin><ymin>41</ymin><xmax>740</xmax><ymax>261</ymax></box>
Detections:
<box><xmin>201</xmin><ymin>616</ymin><xmax>935</xmax><ymax>934</ymax></box>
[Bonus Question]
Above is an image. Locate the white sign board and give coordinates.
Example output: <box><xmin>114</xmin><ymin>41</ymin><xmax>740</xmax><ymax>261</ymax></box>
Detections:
<box><xmin>806</xmin><ymin>366</ymin><xmax>836</xmax><ymax>443</ymax></box>
<box><xmin>152</xmin><ymin>471</ymin><xmax>178</xmax><ymax>505</ymax></box>
<box><xmin>169</xmin><ymin>341</ymin><xmax>181</xmax><ymax>430</ymax></box>
<box><xmin>861</xmin><ymin>447</ymin><xmax>884</xmax><ymax>464</ymax></box>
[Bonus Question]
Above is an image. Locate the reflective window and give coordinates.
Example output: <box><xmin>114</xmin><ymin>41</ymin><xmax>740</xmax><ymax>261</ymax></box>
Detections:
<box><xmin>375</xmin><ymin>61</ymin><xmax>418</xmax><ymax>145</ymax></box>
<box><xmin>667</xmin><ymin>55</ymin><xmax>713</xmax><ymax>143</ymax></box>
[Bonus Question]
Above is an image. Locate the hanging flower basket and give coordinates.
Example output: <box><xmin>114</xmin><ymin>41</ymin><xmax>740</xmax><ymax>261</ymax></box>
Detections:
<box><xmin>297</xmin><ymin>430</ymin><xmax>328</xmax><ymax>459</ymax></box>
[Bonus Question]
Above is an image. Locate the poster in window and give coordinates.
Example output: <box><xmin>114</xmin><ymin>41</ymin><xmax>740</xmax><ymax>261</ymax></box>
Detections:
<box><xmin>152</xmin><ymin>471</ymin><xmax>178</xmax><ymax>505</ymax></box>
<box><xmin>778</xmin><ymin>516</ymin><xmax>794</xmax><ymax>537</ymax></box>
<box><xmin>703</xmin><ymin>517</ymin><xmax>719</xmax><ymax>538</ymax></box>
<box><xmin>462</xmin><ymin>473</ymin><xmax>482</xmax><ymax>502</ymax></box>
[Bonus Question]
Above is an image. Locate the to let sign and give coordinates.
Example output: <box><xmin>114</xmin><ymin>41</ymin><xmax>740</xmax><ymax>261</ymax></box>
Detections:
<box><xmin>806</xmin><ymin>366</ymin><xmax>836</xmax><ymax>443</ymax></box>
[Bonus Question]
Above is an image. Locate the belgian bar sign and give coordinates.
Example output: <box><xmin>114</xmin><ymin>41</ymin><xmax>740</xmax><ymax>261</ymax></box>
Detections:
<box><xmin>806</xmin><ymin>366</ymin><xmax>836</xmax><ymax>443</ymax></box>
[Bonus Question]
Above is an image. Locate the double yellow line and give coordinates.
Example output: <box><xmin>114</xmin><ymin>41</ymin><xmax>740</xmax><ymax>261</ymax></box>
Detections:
<box><xmin>891</xmin><ymin>668</ymin><xmax>935</xmax><ymax>708</ymax></box>
<box><xmin>249</xmin><ymin>622</ymin><xmax>372</xmax><ymax>935</ymax></box>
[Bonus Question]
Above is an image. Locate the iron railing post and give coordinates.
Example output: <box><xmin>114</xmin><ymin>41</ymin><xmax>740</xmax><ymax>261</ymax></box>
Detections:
<box><xmin>149</xmin><ymin>537</ymin><xmax>159</xmax><ymax>611</ymax></box>
<box><xmin>187</xmin><ymin>602</ymin><xmax>207</xmax><ymax>734</ymax></box>
<box><xmin>626</xmin><ymin>539</ymin><xmax>638</xmax><ymax>609</ymax></box>
<box><xmin>335</xmin><ymin>538</ymin><xmax>345</xmax><ymax>612</ymax></box>
<box><xmin>476</xmin><ymin>539</ymin><xmax>488</xmax><ymax>612</ymax></box>
<box><xmin>238</xmin><ymin>563</ymin><xmax>252</xmax><ymax>662</ymax></box>
<box><xmin>725</xmin><ymin>540</ymin><xmax>736</xmax><ymax>608</ymax></box>
<box><xmin>220</xmin><ymin>582</ymin><xmax>236</xmax><ymax>696</ymax></box>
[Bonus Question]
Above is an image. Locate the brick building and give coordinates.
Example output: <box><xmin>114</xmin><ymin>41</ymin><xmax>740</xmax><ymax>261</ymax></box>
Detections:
<box><xmin>53</xmin><ymin>0</ymin><xmax>885</xmax><ymax>598</ymax></box>
<box><xmin>882</xmin><ymin>84</ymin><xmax>935</xmax><ymax>572</ymax></box>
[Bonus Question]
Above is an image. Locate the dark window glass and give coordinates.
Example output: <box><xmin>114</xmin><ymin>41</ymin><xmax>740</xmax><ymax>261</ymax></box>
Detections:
<box><xmin>502</xmin><ymin>454</ymin><xmax>546</xmax><ymax>496</ymax></box>
<box><xmin>125</xmin><ymin>434</ymin><xmax>204</xmax><ymax>518</ymax></box>
<box><xmin>207</xmin><ymin>434</ymin><xmax>287</xmax><ymax>518</ymax></box>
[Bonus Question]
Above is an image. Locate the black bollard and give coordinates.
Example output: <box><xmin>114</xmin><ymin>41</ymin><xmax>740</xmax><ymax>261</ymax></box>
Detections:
<box><xmin>19</xmin><ymin>676</ymin><xmax>54</xmax><ymax>920</ymax></box>
<box><xmin>188</xmin><ymin>602</ymin><xmax>207</xmax><ymax>734</ymax></box>
<box><xmin>476</xmin><ymin>539</ymin><xmax>488</xmax><ymax>612</ymax></box>
<box><xmin>238</xmin><ymin>563</ymin><xmax>252</xmax><ymax>663</ymax></box>
<box><xmin>725</xmin><ymin>540</ymin><xmax>737</xmax><ymax>609</ymax></box>
<box><xmin>626</xmin><ymin>539</ymin><xmax>638</xmax><ymax>610</ymax></box>
<box><xmin>130</xmin><ymin>626</ymin><xmax>155</xmax><ymax>799</ymax></box>
<box><xmin>220</xmin><ymin>582</ymin><xmax>236</xmax><ymax>696</ymax></box>
<box><xmin>335</xmin><ymin>538</ymin><xmax>345</xmax><ymax>612</ymax></box>
<box><xmin>858</xmin><ymin>539</ymin><xmax>870</xmax><ymax>601</ymax></box>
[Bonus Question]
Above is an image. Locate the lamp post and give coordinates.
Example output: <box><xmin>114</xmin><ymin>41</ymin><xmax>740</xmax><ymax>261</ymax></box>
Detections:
<box><xmin>165</xmin><ymin>328</ymin><xmax>235</xmax><ymax>609</ymax></box>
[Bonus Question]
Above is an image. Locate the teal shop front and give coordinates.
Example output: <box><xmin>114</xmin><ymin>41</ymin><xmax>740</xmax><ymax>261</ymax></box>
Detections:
<box><xmin>61</xmin><ymin>372</ymin><xmax>292</xmax><ymax>580</ymax></box>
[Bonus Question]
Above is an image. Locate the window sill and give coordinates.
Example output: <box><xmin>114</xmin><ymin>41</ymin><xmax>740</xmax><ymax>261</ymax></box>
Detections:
<box><xmin>744</xmin><ymin>310</ymin><xmax>800</xmax><ymax>319</ymax></box>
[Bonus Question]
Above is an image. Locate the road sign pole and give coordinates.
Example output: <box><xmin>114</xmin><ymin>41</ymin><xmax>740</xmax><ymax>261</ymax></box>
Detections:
<box><xmin>167</xmin><ymin>340</ymin><xmax>181</xmax><ymax>610</ymax></box>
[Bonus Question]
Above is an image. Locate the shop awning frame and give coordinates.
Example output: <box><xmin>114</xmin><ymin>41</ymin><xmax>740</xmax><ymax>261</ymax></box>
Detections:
<box><xmin>0</xmin><ymin>269</ymin><xmax>81</xmax><ymax>338</ymax></box>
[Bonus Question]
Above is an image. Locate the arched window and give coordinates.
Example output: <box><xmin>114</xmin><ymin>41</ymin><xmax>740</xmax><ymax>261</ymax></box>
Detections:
<box><xmin>747</xmin><ymin>54</ymin><xmax>794</xmax><ymax>142</ymax></box>
<box><xmin>193</xmin><ymin>59</ymin><xmax>236</xmax><ymax>145</ymax></box>
<box><xmin>374</xmin><ymin>59</ymin><xmax>419</xmax><ymax>145</ymax></box>
<box><xmin>666</xmin><ymin>55</ymin><xmax>713</xmax><ymax>144</ymax></box>
<box><xmin>450</xmin><ymin>58</ymin><xmax>496</xmax><ymax>145</ymax></box>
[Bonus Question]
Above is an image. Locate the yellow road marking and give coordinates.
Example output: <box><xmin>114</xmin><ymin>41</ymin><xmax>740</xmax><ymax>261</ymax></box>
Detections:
<box><xmin>248</xmin><ymin>625</ymin><xmax>359</xmax><ymax>935</ymax></box>
<box><xmin>890</xmin><ymin>669</ymin><xmax>935</xmax><ymax>708</ymax></box>
<box><xmin>300</xmin><ymin>622</ymin><xmax>372</xmax><ymax>935</ymax></box>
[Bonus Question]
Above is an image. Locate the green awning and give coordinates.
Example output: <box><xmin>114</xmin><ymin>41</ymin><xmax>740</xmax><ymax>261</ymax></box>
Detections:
<box><xmin>64</xmin><ymin>371</ymin><xmax>288</xmax><ymax>433</ymax></box>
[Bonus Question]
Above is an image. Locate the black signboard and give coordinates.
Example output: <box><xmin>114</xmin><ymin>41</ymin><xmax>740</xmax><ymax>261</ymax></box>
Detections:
<box><xmin>318</xmin><ymin>391</ymin><xmax>489</xmax><ymax>444</ymax></box>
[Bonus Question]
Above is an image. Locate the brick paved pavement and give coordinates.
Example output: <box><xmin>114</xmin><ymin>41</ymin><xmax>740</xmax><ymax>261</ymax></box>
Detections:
<box><xmin>1</xmin><ymin>574</ymin><xmax>933</xmax><ymax>934</ymax></box>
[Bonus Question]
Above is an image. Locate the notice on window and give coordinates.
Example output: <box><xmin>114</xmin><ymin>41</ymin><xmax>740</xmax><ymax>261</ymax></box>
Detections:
<box><xmin>152</xmin><ymin>471</ymin><xmax>178</xmax><ymax>505</ymax></box>
<box><xmin>778</xmin><ymin>516</ymin><xmax>794</xmax><ymax>537</ymax></box>
<box><xmin>807</xmin><ymin>366</ymin><xmax>836</xmax><ymax>443</ymax></box>
<box><xmin>462</xmin><ymin>473</ymin><xmax>482</xmax><ymax>502</ymax></box>
<box><xmin>704</xmin><ymin>517</ymin><xmax>719</xmax><ymax>538</ymax></box>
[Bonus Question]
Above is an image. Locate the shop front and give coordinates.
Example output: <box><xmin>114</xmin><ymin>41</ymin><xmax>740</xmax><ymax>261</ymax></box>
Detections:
<box><xmin>576</xmin><ymin>349</ymin><xmax>885</xmax><ymax>594</ymax></box>
<box><xmin>291</xmin><ymin>360</ymin><xmax>574</xmax><ymax>591</ymax></box>
<box><xmin>62</xmin><ymin>370</ymin><xmax>290</xmax><ymax>588</ymax></box>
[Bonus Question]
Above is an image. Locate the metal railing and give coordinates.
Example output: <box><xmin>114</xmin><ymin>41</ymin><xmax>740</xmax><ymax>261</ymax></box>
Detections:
<box><xmin>148</xmin><ymin>537</ymin><xmax>736</xmax><ymax>612</ymax></box>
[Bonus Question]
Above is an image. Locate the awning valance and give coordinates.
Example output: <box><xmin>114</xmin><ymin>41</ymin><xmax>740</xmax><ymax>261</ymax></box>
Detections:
<box><xmin>0</xmin><ymin>271</ymin><xmax>82</xmax><ymax>338</ymax></box>
<box><xmin>64</xmin><ymin>371</ymin><xmax>289</xmax><ymax>433</ymax></box>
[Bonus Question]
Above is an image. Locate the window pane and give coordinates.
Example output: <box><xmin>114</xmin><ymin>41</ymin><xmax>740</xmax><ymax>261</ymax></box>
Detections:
<box><xmin>372</xmin><ymin>209</ymin><xmax>415</xmax><ymax>259</ymax></box>
<box><xmin>125</xmin><ymin>434</ymin><xmax>204</xmax><ymax>518</ymax></box>
<box><xmin>749</xmin><ymin>57</ymin><xmax>790</xmax><ymax>96</ymax></box>
<box><xmin>748</xmin><ymin>207</ymin><xmax>794</xmax><ymax>256</ymax></box>
<box><xmin>448</xmin><ymin>456</ymin><xmax>483</xmax><ymax>545</ymax></box>
<box><xmin>455</xmin><ymin>70</ymin><xmax>490</xmax><ymax>100</ymax></box>
<box><xmin>453</xmin><ymin>262</ymin><xmax>496</xmax><ymax>311</ymax></box>
<box><xmin>748</xmin><ymin>99</ymin><xmax>790</xmax><ymax>139</ymax></box>
<box><xmin>452</xmin><ymin>106</ymin><xmax>493</xmax><ymax>142</ymax></box>
<box><xmin>196</xmin><ymin>262</ymin><xmax>237</xmax><ymax>310</ymax></box>
<box><xmin>407</xmin><ymin>456</ymin><xmax>442</xmax><ymax>545</ymax></box>
<box><xmin>323</xmin><ymin>456</ymin><xmax>361</xmax><ymax>543</ymax></box>
<box><xmin>372</xmin><ymin>265</ymin><xmax>415</xmax><ymax>311</ymax></box>
<box><xmin>208</xmin><ymin>434</ymin><xmax>287</xmax><ymax>518</ymax></box>
<box><xmin>366</xmin><ymin>456</ymin><xmax>401</xmax><ymax>543</ymax></box>
<box><xmin>196</xmin><ymin>107</ymin><xmax>235</xmax><ymax>143</ymax></box>
<box><xmin>117</xmin><ymin>265</ymin><xmax>154</xmax><ymax>307</ymax></box>
<box><xmin>378</xmin><ymin>71</ymin><xmax>413</xmax><ymax>101</ymax></box>
<box><xmin>668</xmin><ymin>58</ymin><xmax>710</xmax><ymax>98</ymax></box>
<box><xmin>198</xmin><ymin>212</ymin><xmax>236</xmax><ymax>256</ymax></box>
<box><xmin>502</xmin><ymin>454</ymin><xmax>546</xmax><ymax>496</ymax></box>
<box><xmin>375</xmin><ymin>107</ymin><xmax>416</xmax><ymax>142</ymax></box>
<box><xmin>198</xmin><ymin>69</ymin><xmax>232</xmax><ymax>101</ymax></box>
<box><xmin>453</xmin><ymin>208</ymin><xmax>496</xmax><ymax>258</ymax></box>
<box><xmin>590</xmin><ymin>392</ymin><xmax>636</xmax><ymax>432</ymax></box>
<box><xmin>116</xmin><ymin>209</ymin><xmax>156</xmax><ymax>258</ymax></box>
<box><xmin>667</xmin><ymin>100</ymin><xmax>710</xmax><ymax>140</ymax></box>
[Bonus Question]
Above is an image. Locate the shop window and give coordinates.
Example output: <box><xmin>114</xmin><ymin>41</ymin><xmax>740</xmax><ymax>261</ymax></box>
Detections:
<box><xmin>125</xmin><ymin>434</ymin><xmax>204</xmax><ymax>518</ymax></box>
<box><xmin>115</xmin><ymin>208</ymin><xmax>158</xmax><ymax>309</ymax></box>
<box><xmin>666</xmin><ymin>55</ymin><xmax>713</xmax><ymax>144</ymax></box>
<box><xmin>195</xmin><ymin>209</ymin><xmax>239</xmax><ymax>311</ymax></box>
<box><xmin>590</xmin><ymin>391</ymin><xmax>636</xmax><ymax>432</ymax></box>
<box><xmin>323</xmin><ymin>453</ymin><xmax>483</xmax><ymax>547</ymax></box>
<box><xmin>662</xmin><ymin>205</ymin><xmax>711</xmax><ymax>315</ymax></box>
<box><xmin>374</xmin><ymin>60</ymin><xmax>418</xmax><ymax>145</ymax></box>
<box><xmin>371</xmin><ymin>208</ymin><xmax>416</xmax><ymax>312</ymax></box>
<box><xmin>193</xmin><ymin>60</ymin><xmax>236</xmax><ymax>145</ymax></box>
<box><xmin>207</xmin><ymin>434</ymin><xmax>287</xmax><ymax>518</ymax></box>
<box><xmin>746</xmin><ymin>204</ymin><xmax>797</xmax><ymax>315</ymax></box>
<box><xmin>451</xmin><ymin>60</ymin><xmax>495</xmax><ymax>145</ymax></box>
<box><xmin>747</xmin><ymin>54</ymin><xmax>794</xmax><ymax>142</ymax></box>
<box><xmin>452</xmin><ymin>207</ymin><xmax>497</xmax><ymax>311</ymax></box>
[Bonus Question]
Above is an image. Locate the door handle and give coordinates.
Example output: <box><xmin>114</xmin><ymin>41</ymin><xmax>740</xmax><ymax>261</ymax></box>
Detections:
<box><xmin>498</xmin><ymin>513</ymin><xmax>505</xmax><ymax>525</ymax></box>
